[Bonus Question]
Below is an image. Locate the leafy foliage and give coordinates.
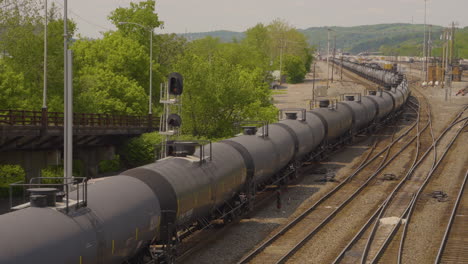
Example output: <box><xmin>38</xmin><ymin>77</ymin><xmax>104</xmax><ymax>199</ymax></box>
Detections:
<box><xmin>0</xmin><ymin>1</ymin><xmax>76</xmax><ymax>112</ymax></box>
<box><xmin>40</xmin><ymin>165</ymin><xmax>64</xmax><ymax>184</ymax></box>
<box><xmin>454</xmin><ymin>27</ymin><xmax>468</xmax><ymax>59</ymax></box>
<box><xmin>98</xmin><ymin>155</ymin><xmax>121</xmax><ymax>173</ymax></box>
<box><xmin>120</xmin><ymin>132</ymin><xmax>163</xmax><ymax>168</ymax></box>
<box><xmin>0</xmin><ymin>1</ymin><xmax>312</xmax><ymax>169</ymax></box>
<box><xmin>284</xmin><ymin>55</ymin><xmax>307</xmax><ymax>83</ymax></box>
<box><xmin>0</xmin><ymin>60</ymin><xmax>28</xmax><ymax>109</ymax></box>
<box><xmin>74</xmin><ymin>67</ymin><xmax>148</xmax><ymax>115</ymax></box>
<box><xmin>173</xmin><ymin>52</ymin><xmax>277</xmax><ymax>138</ymax></box>
<box><xmin>0</xmin><ymin>165</ymin><xmax>25</xmax><ymax>197</ymax></box>
<box><xmin>183</xmin><ymin>23</ymin><xmax>462</xmax><ymax>57</ymax></box>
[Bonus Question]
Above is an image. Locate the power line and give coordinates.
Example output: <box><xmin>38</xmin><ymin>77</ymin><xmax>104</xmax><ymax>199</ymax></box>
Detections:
<box><xmin>50</xmin><ymin>0</ymin><xmax>112</xmax><ymax>32</ymax></box>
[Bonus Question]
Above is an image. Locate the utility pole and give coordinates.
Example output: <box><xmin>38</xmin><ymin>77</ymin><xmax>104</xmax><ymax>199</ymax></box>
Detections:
<box><xmin>149</xmin><ymin>28</ymin><xmax>153</xmax><ymax>115</ymax></box>
<box><xmin>444</xmin><ymin>28</ymin><xmax>451</xmax><ymax>100</ymax></box>
<box><xmin>442</xmin><ymin>29</ymin><xmax>446</xmax><ymax>88</ymax></box>
<box><xmin>422</xmin><ymin>0</ymin><xmax>427</xmax><ymax>82</ymax></box>
<box><xmin>42</xmin><ymin>0</ymin><xmax>47</xmax><ymax>110</ymax></box>
<box><xmin>317</xmin><ymin>41</ymin><xmax>321</xmax><ymax>58</ymax></box>
<box><xmin>63</xmin><ymin>0</ymin><xmax>72</xmax><ymax>180</ymax></box>
<box><xmin>118</xmin><ymin>22</ymin><xmax>155</xmax><ymax>114</ymax></box>
<box><xmin>279</xmin><ymin>40</ymin><xmax>284</xmax><ymax>85</ymax></box>
<box><xmin>427</xmin><ymin>24</ymin><xmax>432</xmax><ymax>81</ymax></box>
<box><xmin>312</xmin><ymin>62</ymin><xmax>316</xmax><ymax>105</ymax></box>
<box><xmin>327</xmin><ymin>29</ymin><xmax>330</xmax><ymax>88</ymax></box>
<box><xmin>409</xmin><ymin>61</ymin><xmax>412</xmax><ymax>84</ymax></box>
<box><xmin>340</xmin><ymin>55</ymin><xmax>344</xmax><ymax>80</ymax></box>
<box><xmin>450</xmin><ymin>22</ymin><xmax>455</xmax><ymax>65</ymax></box>
<box><xmin>331</xmin><ymin>33</ymin><xmax>336</xmax><ymax>83</ymax></box>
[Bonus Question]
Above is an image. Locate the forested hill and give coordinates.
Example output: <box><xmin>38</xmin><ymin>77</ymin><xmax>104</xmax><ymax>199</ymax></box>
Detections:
<box><xmin>301</xmin><ymin>23</ymin><xmax>444</xmax><ymax>54</ymax></box>
<box><xmin>182</xmin><ymin>23</ymin><xmax>445</xmax><ymax>54</ymax></box>
<box><xmin>180</xmin><ymin>30</ymin><xmax>244</xmax><ymax>42</ymax></box>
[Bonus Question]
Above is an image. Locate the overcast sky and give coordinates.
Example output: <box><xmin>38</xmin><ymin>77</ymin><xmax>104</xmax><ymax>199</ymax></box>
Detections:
<box><xmin>55</xmin><ymin>0</ymin><xmax>468</xmax><ymax>38</ymax></box>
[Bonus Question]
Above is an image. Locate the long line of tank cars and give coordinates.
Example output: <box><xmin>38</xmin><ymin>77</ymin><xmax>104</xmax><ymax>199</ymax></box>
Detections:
<box><xmin>0</xmin><ymin>61</ymin><xmax>410</xmax><ymax>264</ymax></box>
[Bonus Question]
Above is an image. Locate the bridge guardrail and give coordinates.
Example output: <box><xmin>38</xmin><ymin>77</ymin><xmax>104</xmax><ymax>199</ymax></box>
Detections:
<box><xmin>0</xmin><ymin>109</ymin><xmax>159</xmax><ymax>129</ymax></box>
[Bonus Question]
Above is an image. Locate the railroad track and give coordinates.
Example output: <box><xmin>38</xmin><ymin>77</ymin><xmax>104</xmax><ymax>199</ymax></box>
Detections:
<box><xmin>237</xmin><ymin>100</ymin><xmax>425</xmax><ymax>264</ymax></box>
<box><xmin>176</xmin><ymin>116</ymin><xmax>396</xmax><ymax>264</ymax></box>
<box><xmin>397</xmin><ymin>108</ymin><xmax>468</xmax><ymax>264</ymax></box>
<box><xmin>325</xmin><ymin>88</ymin><xmax>434</xmax><ymax>264</ymax></box>
<box><xmin>176</xmin><ymin>105</ymin><xmax>410</xmax><ymax>264</ymax></box>
<box><xmin>436</xmin><ymin>170</ymin><xmax>468</xmax><ymax>264</ymax></box>
<box><xmin>356</xmin><ymin>87</ymin><xmax>437</xmax><ymax>264</ymax></box>
<box><xmin>328</xmin><ymin>89</ymin><xmax>467</xmax><ymax>264</ymax></box>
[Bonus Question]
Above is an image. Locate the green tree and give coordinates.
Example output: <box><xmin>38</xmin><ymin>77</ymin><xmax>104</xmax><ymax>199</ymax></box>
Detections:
<box><xmin>0</xmin><ymin>1</ymin><xmax>76</xmax><ymax>111</ymax></box>
<box><xmin>173</xmin><ymin>52</ymin><xmax>277</xmax><ymax>138</ymax></box>
<box><xmin>0</xmin><ymin>165</ymin><xmax>25</xmax><ymax>197</ymax></box>
<box><xmin>74</xmin><ymin>67</ymin><xmax>147</xmax><ymax>115</ymax></box>
<box><xmin>242</xmin><ymin>23</ymin><xmax>272</xmax><ymax>71</ymax></box>
<box><xmin>284</xmin><ymin>54</ymin><xmax>307</xmax><ymax>83</ymax></box>
<box><xmin>72</xmin><ymin>31</ymin><xmax>150</xmax><ymax>88</ymax></box>
<box><xmin>72</xmin><ymin>31</ymin><xmax>159</xmax><ymax>114</ymax></box>
<box><xmin>155</xmin><ymin>33</ymin><xmax>188</xmax><ymax>75</ymax></box>
<box><xmin>0</xmin><ymin>60</ymin><xmax>28</xmax><ymax>109</ymax></box>
<box><xmin>109</xmin><ymin>0</ymin><xmax>162</xmax><ymax>39</ymax></box>
<box><xmin>109</xmin><ymin>0</ymin><xmax>163</xmax><ymax>66</ymax></box>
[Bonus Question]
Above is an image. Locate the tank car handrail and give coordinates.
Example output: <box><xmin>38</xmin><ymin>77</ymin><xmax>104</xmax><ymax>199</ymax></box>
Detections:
<box><xmin>163</xmin><ymin>140</ymin><xmax>213</xmax><ymax>163</ymax></box>
<box><xmin>234</xmin><ymin>120</ymin><xmax>269</xmax><ymax>137</ymax></box>
<box><xmin>340</xmin><ymin>93</ymin><xmax>362</xmax><ymax>102</ymax></box>
<box><xmin>279</xmin><ymin>108</ymin><xmax>307</xmax><ymax>121</ymax></box>
<box><xmin>9</xmin><ymin>176</ymin><xmax>88</xmax><ymax>214</ymax></box>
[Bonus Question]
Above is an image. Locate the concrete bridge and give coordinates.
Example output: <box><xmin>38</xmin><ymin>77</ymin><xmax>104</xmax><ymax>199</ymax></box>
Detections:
<box><xmin>0</xmin><ymin>109</ymin><xmax>159</xmax><ymax>179</ymax></box>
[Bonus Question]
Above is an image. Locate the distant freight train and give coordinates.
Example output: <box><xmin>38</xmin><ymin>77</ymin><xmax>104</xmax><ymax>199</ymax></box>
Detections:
<box><xmin>0</xmin><ymin>61</ymin><xmax>410</xmax><ymax>264</ymax></box>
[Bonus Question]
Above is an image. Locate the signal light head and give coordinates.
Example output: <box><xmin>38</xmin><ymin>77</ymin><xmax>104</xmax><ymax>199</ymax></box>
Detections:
<box><xmin>168</xmin><ymin>72</ymin><xmax>183</xmax><ymax>95</ymax></box>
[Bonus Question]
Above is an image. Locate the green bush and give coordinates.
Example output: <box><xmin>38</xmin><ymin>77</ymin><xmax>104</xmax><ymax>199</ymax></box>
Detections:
<box><xmin>284</xmin><ymin>55</ymin><xmax>307</xmax><ymax>83</ymax></box>
<box><xmin>120</xmin><ymin>132</ymin><xmax>165</xmax><ymax>168</ymax></box>
<box><xmin>98</xmin><ymin>155</ymin><xmax>121</xmax><ymax>173</ymax></box>
<box><xmin>119</xmin><ymin>132</ymin><xmax>227</xmax><ymax>168</ymax></box>
<box><xmin>40</xmin><ymin>161</ymin><xmax>82</xmax><ymax>184</ymax></box>
<box><xmin>0</xmin><ymin>165</ymin><xmax>26</xmax><ymax>198</ymax></box>
<box><xmin>41</xmin><ymin>166</ymin><xmax>64</xmax><ymax>184</ymax></box>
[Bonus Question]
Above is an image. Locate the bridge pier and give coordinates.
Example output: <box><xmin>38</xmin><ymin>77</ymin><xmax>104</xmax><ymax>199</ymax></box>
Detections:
<box><xmin>0</xmin><ymin>146</ymin><xmax>116</xmax><ymax>181</ymax></box>
<box><xmin>0</xmin><ymin>150</ymin><xmax>61</xmax><ymax>182</ymax></box>
<box><xmin>75</xmin><ymin>146</ymin><xmax>116</xmax><ymax>179</ymax></box>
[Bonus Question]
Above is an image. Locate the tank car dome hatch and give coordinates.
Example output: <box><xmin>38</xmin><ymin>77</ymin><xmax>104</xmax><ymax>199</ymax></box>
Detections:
<box><xmin>168</xmin><ymin>72</ymin><xmax>183</xmax><ymax>95</ymax></box>
<box><xmin>369</xmin><ymin>91</ymin><xmax>377</xmax><ymax>95</ymax></box>
<box><xmin>166</xmin><ymin>141</ymin><xmax>197</xmax><ymax>157</ymax></box>
<box><xmin>285</xmin><ymin>112</ymin><xmax>298</xmax><ymax>120</ymax></box>
<box><xmin>319</xmin><ymin>100</ymin><xmax>330</xmax><ymax>108</ymax></box>
<box><xmin>167</xmin><ymin>113</ymin><xmax>182</xmax><ymax>127</ymax></box>
<box><xmin>345</xmin><ymin>96</ymin><xmax>355</xmax><ymax>101</ymax></box>
<box><xmin>27</xmin><ymin>188</ymin><xmax>58</xmax><ymax>207</ymax></box>
<box><xmin>29</xmin><ymin>195</ymin><xmax>47</xmax><ymax>208</ymax></box>
<box><xmin>242</xmin><ymin>126</ymin><xmax>258</xmax><ymax>135</ymax></box>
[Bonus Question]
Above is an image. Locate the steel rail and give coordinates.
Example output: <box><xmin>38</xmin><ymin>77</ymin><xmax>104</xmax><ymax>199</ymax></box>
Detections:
<box><xmin>397</xmin><ymin>106</ymin><xmax>468</xmax><ymax>264</ymax></box>
<box><xmin>434</xmin><ymin>169</ymin><xmax>468</xmax><ymax>263</ymax></box>
<box><xmin>331</xmin><ymin>98</ymin><xmax>423</xmax><ymax>264</ymax></box>
<box><xmin>237</xmin><ymin>106</ymin><xmax>419</xmax><ymax>264</ymax></box>
<box><xmin>272</xmin><ymin>108</ymin><xmax>428</xmax><ymax>264</ymax></box>
<box><xmin>360</xmin><ymin>90</ymin><xmax>435</xmax><ymax>263</ymax></box>
<box><xmin>332</xmin><ymin>107</ymin><xmax>467</xmax><ymax>264</ymax></box>
<box><xmin>398</xmin><ymin>120</ymin><xmax>468</xmax><ymax>264</ymax></box>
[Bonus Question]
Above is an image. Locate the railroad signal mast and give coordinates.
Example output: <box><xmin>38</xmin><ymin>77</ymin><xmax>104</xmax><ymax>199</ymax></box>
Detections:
<box><xmin>159</xmin><ymin>72</ymin><xmax>184</xmax><ymax>159</ymax></box>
